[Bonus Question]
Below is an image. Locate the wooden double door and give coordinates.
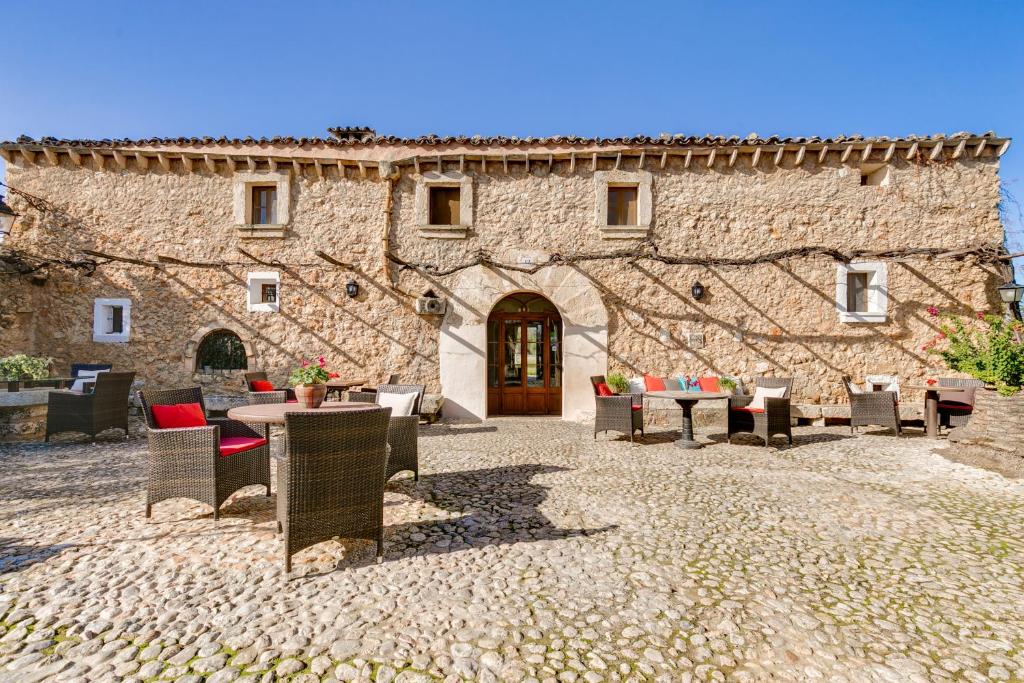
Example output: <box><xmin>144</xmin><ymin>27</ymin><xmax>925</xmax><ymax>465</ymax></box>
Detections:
<box><xmin>487</xmin><ymin>295</ymin><xmax>562</xmax><ymax>416</ymax></box>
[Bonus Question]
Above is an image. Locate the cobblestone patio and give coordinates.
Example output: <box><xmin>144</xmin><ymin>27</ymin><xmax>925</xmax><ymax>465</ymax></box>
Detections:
<box><xmin>1</xmin><ymin>419</ymin><xmax>1023</xmax><ymax>682</ymax></box>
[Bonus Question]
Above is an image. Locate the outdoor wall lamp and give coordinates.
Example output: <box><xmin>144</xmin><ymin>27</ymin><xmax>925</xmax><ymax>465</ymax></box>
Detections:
<box><xmin>691</xmin><ymin>281</ymin><xmax>705</xmax><ymax>301</ymax></box>
<box><xmin>0</xmin><ymin>195</ymin><xmax>18</xmax><ymax>238</ymax></box>
<box><xmin>997</xmin><ymin>280</ymin><xmax>1023</xmax><ymax>304</ymax></box>
<box><xmin>345</xmin><ymin>279</ymin><xmax>359</xmax><ymax>298</ymax></box>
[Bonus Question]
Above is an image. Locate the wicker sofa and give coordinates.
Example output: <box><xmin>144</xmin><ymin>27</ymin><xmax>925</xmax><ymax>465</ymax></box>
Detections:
<box><xmin>45</xmin><ymin>371</ymin><xmax>135</xmax><ymax>442</ymax></box>
<box><xmin>277</xmin><ymin>407</ymin><xmax>392</xmax><ymax>572</ymax></box>
<box><xmin>727</xmin><ymin>377</ymin><xmax>793</xmax><ymax>446</ymax></box>
<box><xmin>348</xmin><ymin>383</ymin><xmax>423</xmax><ymax>482</ymax></box>
<box><xmin>139</xmin><ymin>386</ymin><xmax>271</xmax><ymax>521</ymax></box>
<box><xmin>590</xmin><ymin>375</ymin><xmax>644</xmax><ymax>442</ymax></box>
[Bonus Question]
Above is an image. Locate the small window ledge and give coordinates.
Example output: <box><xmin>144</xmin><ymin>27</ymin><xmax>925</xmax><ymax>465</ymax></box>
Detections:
<box><xmin>598</xmin><ymin>225</ymin><xmax>650</xmax><ymax>240</ymax></box>
<box><xmin>839</xmin><ymin>311</ymin><xmax>887</xmax><ymax>324</ymax></box>
<box><xmin>418</xmin><ymin>224</ymin><xmax>469</xmax><ymax>239</ymax></box>
<box><xmin>236</xmin><ymin>224</ymin><xmax>288</xmax><ymax>239</ymax></box>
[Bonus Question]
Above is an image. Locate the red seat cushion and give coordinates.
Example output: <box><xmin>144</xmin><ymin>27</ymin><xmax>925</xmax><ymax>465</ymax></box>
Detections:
<box><xmin>938</xmin><ymin>402</ymin><xmax>973</xmax><ymax>411</ymax></box>
<box><xmin>250</xmin><ymin>380</ymin><xmax>275</xmax><ymax>392</ymax></box>
<box><xmin>286</xmin><ymin>399</ymin><xmax>299</xmax><ymax>404</ymax></box>
<box><xmin>631</xmin><ymin>404</ymin><xmax>643</xmax><ymax>412</ymax></box>
<box><xmin>697</xmin><ymin>376</ymin><xmax>721</xmax><ymax>392</ymax></box>
<box><xmin>731</xmin><ymin>406</ymin><xmax>765</xmax><ymax>414</ymax></box>
<box><xmin>644</xmin><ymin>374</ymin><xmax>666</xmax><ymax>391</ymax></box>
<box><xmin>218</xmin><ymin>436</ymin><xmax>269</xmax><ymax>457</ymax></box>
<box><xmin>596</xmin><ymin>382</ymin><xmax>614</xmax><ymax>397</ymax></box>
<box><xmin>151</xmin><ymin>403</ymin><xmax>207</xmax><ymax>429</ymax></box>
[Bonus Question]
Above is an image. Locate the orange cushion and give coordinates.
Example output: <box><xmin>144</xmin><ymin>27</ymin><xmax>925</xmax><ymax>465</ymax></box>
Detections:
<box><xmin>731</xmin><ymin>406</ymin><xmax>765</xmax><ymax>414</ymax></box>
<box><xmin>644</xmin><ymin>374</ymin><xmax>666</xmax><ymax>391</ymax></box>
<box><xmin>596</xmin><ymin>383</ymin><xmax>614</xmax><ymax>397</ymax></box>
<box><xmin>251</xmin><ymin>380</ymin><xmax>275</xmax><ymax>392</ymax></box>
<box><xmin>151</xmin><ymin>403</ymin><xmax>207</xmax><ymax>429</ymax></box>
<box><xmin>697</xmin><ymin>376</ymin><xmax>720</xmax><ymax>392</ymax></box>
<box><xmin>218</xmin><ymin>436</ymin><xmax>268</xmax><ymax>457</ymax></box>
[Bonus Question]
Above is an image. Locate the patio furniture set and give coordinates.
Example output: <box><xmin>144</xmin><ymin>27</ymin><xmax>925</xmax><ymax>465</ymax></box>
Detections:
<box><xmin>591</xmin><ymin>373</ymin><xmax>984</xmax><ymax>448</ymax></box>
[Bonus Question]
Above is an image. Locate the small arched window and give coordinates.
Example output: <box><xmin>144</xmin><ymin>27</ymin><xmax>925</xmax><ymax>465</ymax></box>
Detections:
<box><xmin>196</xmin><ymin>330</ymin><xmax>248</xmax><ymax>371</ymax></box>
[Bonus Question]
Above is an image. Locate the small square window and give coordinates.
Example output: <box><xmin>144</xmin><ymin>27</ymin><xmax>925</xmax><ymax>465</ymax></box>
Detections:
<box><xmin>429</xmin><ymin>187</ymin><xmax>461</xmax><ymax>226</ymax></box>
<box><xmin>860</xmin><ymin>165</ymin><xmax>891</xmax><ymax>187</ymax></box>
<box><xmin>107</xmin><ymin>305</ymin><xmax>124</xmax><ymax>334</ymax></box>
<box><xmin>607</xmin><ymin>186</ymin><xmax>638</xmax><ymax>226</ymax></box>
<box><xmin>846</xmin><ymin>272</ymin><xmax>870</xmax><ymax>313</ymax></box>
<box><xmin>250</xmin><ymin>186</ymin><xmax>277</xmax><ymax>225</ymax></box>
<box><xmin>261</xmin><ymin>283</ymin><xmax>277</xmax><ymax>304</ymax></box>
<box><xmin>93</xmin><ymin>298</ymin><xmax>131</xmax><ymax>342</ymax></box>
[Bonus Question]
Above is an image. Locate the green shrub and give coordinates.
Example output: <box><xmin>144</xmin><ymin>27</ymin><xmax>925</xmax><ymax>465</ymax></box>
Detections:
<box><xmin>924</xmin><ymin>310</ymin><xmax>1024</xmax><ymax>396</ymax></box>
<box><xmin>606</xmin><ymin>372</ymin><xmax>630</xmax><ymax>394</ymax></box>
<box><xmin>719</xmin><ymin>377</ymin><xmax>737</xmax><ymax>393</ymax></box>
<box><xmin>0</xmin><ymin>354</ymin><xmax>54</xmax><ymax>380</ymax></box>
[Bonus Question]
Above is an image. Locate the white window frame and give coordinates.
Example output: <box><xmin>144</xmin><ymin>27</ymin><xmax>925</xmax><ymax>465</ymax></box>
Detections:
<box><xmin>836</xmin><ymin>261</ymin><xmax>888</xmax><ymax>323</ymax></box>
<box><xmin>247</xmin><ymin>271</ymin><xmax>280</xmax><ymax>313</ymax></box>
<box><xmin>594</xmin><ymin>169</ymin><xmax>653</xmax><ymax>239</ymax></box>
<box><xmin>414</xmin><ymin>171</ymin><xmax>473</xmax><ymax>239</ymax></box>
<box><xmin>93</xmin><ymin>298</ymin><xmax>131</xmax><ymax>343</ymax></box>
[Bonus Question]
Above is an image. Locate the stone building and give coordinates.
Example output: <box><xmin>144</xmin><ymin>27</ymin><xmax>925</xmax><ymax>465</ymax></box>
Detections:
<box><xmin>0</xmin><ymin>128</ymin><xmax>1012</xmax><ymax>422</ymax></box>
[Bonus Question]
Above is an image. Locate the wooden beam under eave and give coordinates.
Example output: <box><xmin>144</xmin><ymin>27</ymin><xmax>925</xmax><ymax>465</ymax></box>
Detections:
<box><xmin>225</xmin><ymin>156</ymin><xmax>236</xmax><ymax>173</ymax></box>
<box><xmin>157</xmin><ymin>153</ymin><xmax>171</xmax><ymax>172</ymax></box>
<box><xmin>181</xmin><ymin>155</ymin><xmax>193</xmax><ymax>173</ymax></box>
<box><xmin>337</xmin><ymin>160</ymin><xmax>346</xmax><ymax>178</ymax></box>
<box><xmin>67</xmin><ymin>149</ymin><xmax>82</xmax><ymax>167</ymax></box>
<box><xmin>569</xmin><ymin>152</ymin><xmax>576</xmax><ymax>173</ymax></box>
<box><xmin>246</xmin><ymin>156</ymin><xmax>256</xmax><ymax>172</ymax></box>
<box><xmin>112</xmin><ymin>150</ymin><xmax>127</xmax><ymax>170</ymax></box>
<box><xmin>43</xmin><ymin>148</ymin><xmax>59</xmax><ymax>166</ymax></box>
<box><xmin>840</xmin><ymin>145</ymin><xmax>853</xmax><ymax>163</ymax></box>
<box><xmin>929</xmin><ymin>141</ymin><xmax>944</xmax><ymax>160</ymax></box>
<box><xmin>751</xmin><ymin>147</ymin><xmax>761</xmax><ymax>168</ymax></box>
<box><xmin>973</xmin><ymin>139</ymin><xmax>987</xmax><ymax>158</ymax></box>
<box><xmin>19</xmin><ymin>149</ymin><xmax>35</xmax><ymax>166</ymax></box>
<box><xmin>413</xmin><ymin>156</ymin><xmax>420</xmax><ymax>174</ymax></box>
<box><xmin>90</xmin><ymin>150</ymin><xmax>104</xmax><ymax>170</ymax></box>
<box><xmin>313</xmin><ymin>159</ymin><xmax>323</xmax><ymax>179</ymax></box>
<box><xmin>905</xmin><ymin>142</ymin><xmax>919</xmax><ymax>160</ymax></box>
<box><xmin>817</xmin><ymin>145</ymin><xmax>829</xmax><ymax>163</ymax></box>
<box><xmin>268</xmin><ymin>158</ymin><xmax>277</xmax><ymax>172</ymax></box>
<box><xmin>503</xmin><ymin>154</ymin><xmax>509</xmax><ymax>174</ymax></box>
<box><xmin>706</xmin><ymin>149</ymin><xmax>716</xmax><ymax>169</ymax></box>
<box><xmin>524</xmin><ymin>154</ymin><xmax>530</xmax><ymax>173</ymax></box>
<box><xmin>135</xmin><ymin>152</ymin><xmax>149</xmax><ymax>171</ymax></box>
<box><xmin>0</xmin><ymin>149</ymin><xmax>10</xmax><ymax>163</ymax></box>
<box><xmin>591</xmin><ymin>153</ymin><xmax>597</xmax><ymax>172</ymax></box>
<box><xmin>614</xmin><ymin>153</ymin><xmax>622</xmax><ymax>170</ymax></box>
<box><xmin>794</xmin><ymin>145</ymin><xmax>806</xmax><ymax>166</ymax></box>
<box><xmin>436</xmin><ymin>155</ymin><xmax>443</xmax><ymax>173</ymax></box>
<box><xmin>293</xmin><ymin>159</ymin><xmax>303</xmax><ymax>177</ymax></box>
<box><xmin>683</xmin><ymin>150</ymin><xmax>692</xmax><ymax>169</ymax></box>
<box><xmin>952</xmin><ymin>139</ymin><xmax>967</xmax><ymax>159</ymax></box>
<box><xmin>660</xmin><ymin>151</ymin><xmax>667</xmax><ymax>169</ymax></box>
<box><xmin>358</xmin><ymin>161</ymin><xmax>366</xmax><ymax>178</ymax></box>
<box><xmin>773</xmin><ymin>146</ymin><xmax>785</xmax><ymax>166</ymax></box>
<box><xmin>860</xmin><ymin>143</ymin><xmax>873</xmax><ymax>162</ymax></box>
<box><xmin>997</xmin><ymin>139</ymin><xmax>1011</xmax><ymax>156</ymax></box>
<box><xmin>460</xmin><ymin>155</ymin><xmax>466</xmax><ymax>173</ymax></box>
<box><xmin>481</xmin><ymin>156</ymin><xmax>487</xmax><ymax>174</ymax></box>
<box><xmin>883</xmin><ymin>143</ymin><xmax>896</xmax><ymax>163</ymax></box>
<box><xmin>637</xmin><ymin>151</ymin><xmax>645</xmax><ymax>169</ymax></box>
<box><xmin>728</xmin><ymin>148</ymin><xmax>738</xmax><ymax>168</ymax></box>
<box><xmin>204</xmin><ymin>154</ymin><xmax>218</xmax><ymax>174</ymax></box>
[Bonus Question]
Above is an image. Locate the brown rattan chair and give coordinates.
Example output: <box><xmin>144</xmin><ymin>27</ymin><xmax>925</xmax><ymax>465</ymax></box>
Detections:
<box><xmin>358</xmin><ymin>374</ymin><xmax>400</xmax><ymax>395</ymax></box>
<box><xmin>244</xmin><ymin>371</ymin><xmax>295</xmax><ymax>401</ymax></box>
<box><xmin>937</xmin><ymin>377</ymin><xmax>985</xmax><ymax>431</ymax></box>
<box><xmin>590</xmin><ymin>375</ymin><xmax>644</xmax><ymax>442</ymax></box>
<box><xmin>277</xmin><ymin>407</ymin><xmax>392</xmax><ymax>572</ymax></box>
<box><xmin>843</xmin><ymin>375</ymin><xmax>901</xmax><ymax>435</ymax></box>
<box><xmin>348</xmin><ymin>384</ymin><xmax>423</xmax><ymax>481</ymax></box>
<box><xmin>45</xmin><ymin>371</ymin><xmax>136</xmax><ymax>442</ymax></box>
<box><xmin>246</xmin><ymin>390</ymin><xmax>289</xmax><ymax>405</ymax></box>
<box><xmin>728</xmin><ymin>377</ymin><xmax>793</xmax><ymax>446</ymax></box>
<box><xmin>139</xmin><ymin>386</ymin><xmax>271</xmax><ymax>520</ymax></box>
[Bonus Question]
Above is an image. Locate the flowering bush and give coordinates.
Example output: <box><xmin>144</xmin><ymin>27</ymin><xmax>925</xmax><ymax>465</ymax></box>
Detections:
<box><xmin>289</xmin><ymin>355</ymin><xmax>331</xmax><ymax>386</ymax></box>
<box><xmin>923</xmin><ymin>308</ymin><xmax>1024</xmax><ymax>395</ymax></box>
<box><xmin>0</xmin><ymin>354</ymin><xmax>53</xmax><ymax>380</ymax></box>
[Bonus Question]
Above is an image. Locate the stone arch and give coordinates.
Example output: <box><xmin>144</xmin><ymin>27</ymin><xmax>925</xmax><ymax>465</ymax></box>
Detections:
<box><xmin>182</xmin><ymin>323</ymin><xmax>257</xmax><ymax>373</ymax></box>
<box><xmin>439</xmin><ymin>265</ymin><xmax>608</xmax><ymax>422</ymax></box>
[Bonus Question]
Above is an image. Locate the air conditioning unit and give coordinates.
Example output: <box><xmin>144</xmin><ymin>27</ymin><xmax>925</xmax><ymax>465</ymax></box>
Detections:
<box><xmin>415</xmin><ymin>297</ymin><xmax>446</xmax><ymax>315</ymax></box>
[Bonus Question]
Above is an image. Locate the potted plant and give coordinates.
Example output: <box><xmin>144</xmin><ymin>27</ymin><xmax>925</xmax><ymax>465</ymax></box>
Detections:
<box><xmin>720</xmin><ymin>377</ymin><xmax>738</xmax><ymax>394</ymax></box>
<box><xmin>289</xmin><ymin>355</ymin><xmax>331</xmax><ymax>408</ymax></box>
<box><xmin>606</xmin><ymin>372</ymin><xmax>631</xmax><ymax>395</ymax></box>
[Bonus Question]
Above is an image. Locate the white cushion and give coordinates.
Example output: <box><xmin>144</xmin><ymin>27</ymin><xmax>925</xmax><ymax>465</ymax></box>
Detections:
<box><xmin>71</xmin><ymin>369</ymin><xmax>108</xmax><ymax>393</ymax></box>
<box><xmin>748</xmin><ymin>385</ymin><xmax>787</xmax><ymax>410</ymax></box>
<box><xmin>377</xmin><ymin>391</ymin><xmax>417</xmax><ymax>417</ymax></box>
<box><xmin>627</xmin><ymin>377</ymin><xmax>646</xmax><ymax>395</ymax></box>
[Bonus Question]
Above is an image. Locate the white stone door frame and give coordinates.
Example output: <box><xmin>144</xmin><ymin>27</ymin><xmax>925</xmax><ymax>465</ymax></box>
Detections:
<box><xmin>438</xmin><ymin>265</ymin><xmax>608</xmax><ymax>422</ymax></box>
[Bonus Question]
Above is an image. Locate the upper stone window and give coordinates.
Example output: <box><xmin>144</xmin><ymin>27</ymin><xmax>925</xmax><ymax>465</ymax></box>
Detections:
<box><xmin>860</xmin><ymin>164</ymin><xmax>891</xmax><ymax>187</ymax></box>
<box><xmin>93</xmin><ymin>298</ymin><xmax>131</xmax><ymax>343</ymax></box>
<box><xmin>607</xmin><ymin>186</ymin><xmax>638</xmax><ymax>226</ymax></box>
<box><xmin>836</xmin><ymin>262</ymin><xmax>888</xmax><ymax>323</ymax></box>
<box><xmin>415</xmin><ymin>171</ymin><xmax>474</xmax><ymax>239</ymax></box>
<box><xmin>594</xmin><ymin>170</ymin><xmax>652</xmax><ymax>239</ymax></box>
<box><xmin>233</xmin><ymin>171</ymin><xmax>291</xmax><ymax>239</ymax></box>
<box><xmin>250</xmin><ymin>185</ymin><xmax>277</xmax><ymax>225</ymax></box>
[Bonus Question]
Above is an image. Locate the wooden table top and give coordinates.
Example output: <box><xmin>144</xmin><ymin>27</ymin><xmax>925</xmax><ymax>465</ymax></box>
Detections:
<box><xmin>227</xmin><ymin>401</ymin><xmax>374</xmax><ymax>424</ymax></box>
<box><xmin>644</xmin><ymin>390</ymin><xmax>732</xmax><ymax>401</ymax></box>
<box><xmin>903</xmin><ymin>384</ymin><xmax>969</xmax><ymax>392</ymax></box>
<box><xmin>325</xmin><ymin>378</ymin><xmax>368</xmax><ymax>388</ymax></box>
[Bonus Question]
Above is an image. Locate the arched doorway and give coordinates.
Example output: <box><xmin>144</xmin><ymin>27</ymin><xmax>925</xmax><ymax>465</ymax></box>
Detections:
<box><xmin>487</xmin><ymin>292</ymin><xmax>562</xmax><ymax>415</ymax></box>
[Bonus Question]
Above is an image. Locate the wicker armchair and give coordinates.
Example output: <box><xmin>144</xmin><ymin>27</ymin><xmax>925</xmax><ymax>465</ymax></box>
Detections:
<box><xmin>244</xmin><ymin>371</ymin><xmax>295</xmax><ymax>401</ymax></box>
<box><xmin>45</xmin><ymin>371</ymin><xmax>136</xmax><ymax>442</ymax></box>
<box><xmin>349</xmin><ymin>384</ymin><xmax>423</xmax><ymax>482</ymax></box>
<box><xmin>359</xmin><ymin>374</ymin><xmax>400</xmax><ymax>395</ymax></box>
<box><xmin>590</xmin><ymin>375</ymin><xmax>644</xmax><ymax>442</ymax></box>
<box><xmin>727</xmin><ymin>377</ymin><xmax>793</xmax><ymax>446</ymax></box>
<box><xmin>247</xmin><ymin>390</ymin><xmax>289</xmax><ymax>405</ymax></box>
<box><xmin>139</xmin><ymin>386</ymin><xmax>271</xmax><ymax>520</ymax></box>
<box><xmin>277</xmin><ymin>407</ymin><xmax>392</xmax><ymax>572</ymax></box>
<box><xmin>843</xmin><ymin>376</ymin><xmax>901</xmax><ymax>435</ymax></box>
<box><xmin>937</xmin><ymin>377</ymin><xmax>985</xmax><ymax>430</ymax></box>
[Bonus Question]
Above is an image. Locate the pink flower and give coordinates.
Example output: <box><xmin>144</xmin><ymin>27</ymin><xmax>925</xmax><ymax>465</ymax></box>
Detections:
<box><xmin>926</xmin><ymin>306</ymin><xmax>939</xmax><ymax>316</ymax></box>
<box><xmin>318</xmin><ymin>355</ymin><xmax>326</xmax><ymax>368</ymax></box>
<box><xmin>920</xmin><ymin>345</ymin><xmax>928</xmax><ymax>351</ymax></box>
<box><xmin>976</xmin><ymin>311</ymin><xmax>985</xmax><ymax>320</ymax></box>
<box><xmin>301</xmin><ymin>359</ymin><xmax>309</xmax><ymax>368</ymax></box>
<box><xmin>937</xmin><ymin>332</ymin><xmax>946</xmax><ymax>339</ymax></box>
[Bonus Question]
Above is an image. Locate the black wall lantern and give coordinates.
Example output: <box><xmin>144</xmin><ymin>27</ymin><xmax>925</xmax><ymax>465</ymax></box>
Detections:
<box><xmin>0</xmin><ymin>195</ymin><xmax>18</xmax><ymax>238</ymax></box>
<box><xmin>691</xmin><ymin>281</ymin><xmax>705</xmax><ymax>301</ymax></box>
<box><xmin>345</xmin><ymin>279</ymin><xmax>359</xmax><ymax>298</ymax></box>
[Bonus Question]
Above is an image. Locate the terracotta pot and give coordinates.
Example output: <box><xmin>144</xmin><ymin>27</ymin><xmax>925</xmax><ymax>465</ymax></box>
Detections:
<box><xmin>293</xmin><ymin>384</ymin><xmax>327</xmax><ymax>409</ymax></box>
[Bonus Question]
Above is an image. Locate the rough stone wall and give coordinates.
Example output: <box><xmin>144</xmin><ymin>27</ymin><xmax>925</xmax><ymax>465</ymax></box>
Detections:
<box><xmin>0</xmin><ymin>150</ymin><xmax>1005</xmax><ymax>406</ymax></box>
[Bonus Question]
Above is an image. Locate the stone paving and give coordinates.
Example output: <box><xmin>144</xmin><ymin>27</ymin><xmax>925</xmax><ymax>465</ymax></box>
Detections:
<box><xmin>1</xmin><ymin>419</ymin><xmax>1023</xmax><ymax>682</ymax></box>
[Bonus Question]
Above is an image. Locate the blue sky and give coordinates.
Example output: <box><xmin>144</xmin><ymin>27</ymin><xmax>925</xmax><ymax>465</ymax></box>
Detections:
<box><xmin>2</xmin><ymin>0</ymin><xmax>1022</xmax><ymax>277</ymax></box>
